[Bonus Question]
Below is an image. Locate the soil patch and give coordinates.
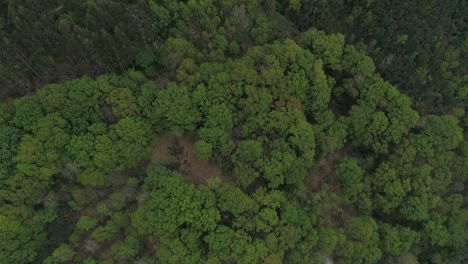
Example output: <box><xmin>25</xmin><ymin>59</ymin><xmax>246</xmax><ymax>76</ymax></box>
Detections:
<box><xmin>305</xmin><ymin>147</ymin><xmax>357</xmax><ymax>227</ymax></box>
<box><xmin>305</xmin><ymin>149</ymin><xmax>348</xmax><ymax>192</ymax></box>
<box><xmin>149</xmin><ymin>134</ymin><xmax>224</xmax><ymax>185</ymax></box>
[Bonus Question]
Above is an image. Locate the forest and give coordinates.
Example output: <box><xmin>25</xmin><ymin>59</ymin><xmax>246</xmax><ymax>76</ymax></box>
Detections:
<box><xmin>0</xmin><ymin>0</ymin><xmax>466</xmax><ymax>264</ymax></box>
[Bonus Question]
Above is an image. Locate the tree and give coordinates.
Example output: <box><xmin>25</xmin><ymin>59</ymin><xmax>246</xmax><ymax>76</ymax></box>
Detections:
<box><xmin>198</xmin><ymin>103</ymin><xmax>236</xmax><ymax>157</ymax></box>
<box><xmin>0</xmin><ymin>207</ymin><xmax>45</xmax><ymax>264</ymax></box>
<box><xmin>193</xmin><ymin>140</ymin><xmax>213</xmax><ymax>161</ymax></box>
<box><xmin>154</xmin><ymin>83</ymin><xmax>201</xmax><ymax>135</ymax></box>
<box><xmin>379</xmin><ymin>223</ymin><xmax>419</xmax><ymax>256</ymax></box>
<box><xmin>105</xmin><ymin>88</ymin><xmax>141</xmax><ymax>118</ymax></box>
<box><xmin>13</xmin><ymin>97</ymin><xmax>44</xmax><ymax>132</ymax></box>
<box><xmin>0</xmin><ymin>124</ymin><xmax>22</xmax><ymax>185</ymax></box>
<box><xmin>43</xmin><ymin>244</ymin><xmax>75</xmax><ymax>264</ymax></box>
<box><xmin>233</xmin><ymin>140</ymin><xmax>263</xmax><ymax>164</ymax></box>
<box><xmin>119</xmin><ymin>235</ymin><xmax>143</xmax><ymax>258</ymax></box>
<box><xmin>111</xmin><ymin>117</ymin><xmax>152</xmax><ymax>168</ymax></box>
<box><xmin>347</xmin><ymin>78</ymin><xmax>419</xmax><ymax>153</ymax></box>
<box><xmin>339</xmin><ymin>216</ymin><xmax>382</xmax><ymax>263</ymax></box>
<box><xmin>204</xmin><ymin>225</ymin><xmax>239</xmax><ymax>260</ymax></box>
<box><xmin>132</xmin><ymin>168</ymin><xmax>220</xmax><ymax>236</ymax></box>
<box><xmin>421</xmin><ymin>115</ymin><xmax>463</xmax><ymax>151</ymax></box>
<box><xmin>302</xmin><ymin>29</ymin><xmax>345</xmax><ymax>70</ymax></box>
<box><xmin>371</xmin><ymin>162</ymin><xmax>411</xmax><ymax>213</ymax></box>
<box><xmin>76</xmin><ymin>216</ymin><xmax>99</xmax><ymax>231</ymax></box>
<box><xmin>92</xmin><ymin>212</ymin><xmax>128</xmax><ymax>242</ymax></box>
<box><xmin>335</xmin><ymin>157</ymin><xmax>364</xmax><ymax>203</ymax></box>
<box><xmin>424</xmin><ymin>219</ymin><xmax>449</xmax><ymax>247</ymax></box>
<box><xmin>218</xmin><ymin>187</ymin><xmax>252</xmax><ymax>216</ymax></box>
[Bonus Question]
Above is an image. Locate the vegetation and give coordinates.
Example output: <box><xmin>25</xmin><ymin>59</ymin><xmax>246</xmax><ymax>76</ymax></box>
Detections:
<box><xmin>0</xmin><ymin>1</ymin><xmax>466</xmax><ymax>264</ymax></box>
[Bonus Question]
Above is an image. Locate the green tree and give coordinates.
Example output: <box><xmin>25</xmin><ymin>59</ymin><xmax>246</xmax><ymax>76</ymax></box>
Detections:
<box><xmin>0</xmin><ymin>207</ymin><xmax>45</xmax><ymax>264</ymax></box>
<box><xmin>43</xmin><ymin>244</ymin><xmax>75</xmax><ymax>264</ymax></box>
<box><xmin>421</xmin><ymin>115</ymin><xmax>463</xmax><ymax>151</ymax></box>
<box><xmin>340</xmin><ymin>216</ymin><xmax>382</xmax><ymax>263</ymax></box>
<box><xmin>218</xmin><ymin>187</ymin><xmax>252</xmax><ymax>216</ymax></box>
<box><xmin>105</xmin><ymin>88</ymin><xmax>141</xmax><ymax>118</ymax></box>
<box><xmin>119</xmin><ymin>235</ymin><xmax>143</xmax><ymax>258</ymax></box>
<box><xmin>379</xmin><ymin>223</ymin><xmax>419</xmax><ymax>256</ymax></box>
<box><xmin>154</xmin><ymin>83</ymin><xmax>201</xmax><ymax>135</ymax></box>
<box><xmin>302</xmin><ymin>29</ymin><xmax>345</xmax><ymax>70</ymax></box>
<box><xmin>111</xmin><ymin>117</ymin><xmax>152</xmax><ymax>168</ymax></box>
<box><xmin>13</xmin><ymin>97</ymin><xmax>44</xmax><ymax>132</ymax></box>
<box><xmin>233</xmin><ymin>140</ymin><xmax>263</xmax><ymax>164</ymax></box>
<box><xmin>193</xmin><ymin>140</ymin><xmax>213</xmax><ymax>161</ymax></box>
<box><xmin>132</xmin><ymin>168</ymin><xmax>220</xmax><ymax>236</ymax></box>
<box><xmin>76</xmin><ymin>216</ymin><xmax>99</xmax><ymax>231</ymax></box>
<box><xmin>335</xmin><ymin>157</ymin><xmax>364</xmax><ymax>203</ymax></box>
<box><xmin>371</xmin><ymin>162</ymin><xmax>411</xmax><ymax>213</ymax></box>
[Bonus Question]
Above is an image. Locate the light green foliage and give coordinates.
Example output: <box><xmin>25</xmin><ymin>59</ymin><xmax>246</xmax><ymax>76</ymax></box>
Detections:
<box><xmin>119</xmin><ymin>235</ymin><xmax>143</xmax><ymax>258</ymax></box>
<box><xmin>251</xmin><ymin>196</ymin><xmax>281</xmax><ymax>233</ymax></box>
<box><xmin>0</xmin><ymin>15</ymin><xmax>466</xmax><ymax>264</ymax></box>
<box><xmin>379</xmin><ymin>223</ymin><xmax>419</xmax><ymax>255</ymax></box>
<box><xmin>421</xmin><ymin>115</ymin><xmax>463</xmax><ymax>151</ymax></box>
<box><xmin>154</xmin><ymin>83</ymin><xmax>201</xmax><ymax>135</ymax></box>
<box><xmin>218</xmin><ymin>187</ymin><xmax>252</xmax><ymax>215</ymax></box>
<box><xmin>132</xmin><ymin>168</ymin><xmax>220</xmax><ymax>235</ymax></box>
<box><xmin>313</xmin><ymin>112</ymin><xmax>348</xmax><ymax>157</ymax></box>
<box><xmin>67</xmin><ymin>133</ymin><xmax>97</xmax><ymax>169</ymax></box>
<box><xmin>335</xmin><ymin>157</ymin><xmax>364</xmax><ymax>202</ymax></box>
<box><xmin>156</xmin><ymin>233</ymin><xmax>203</xmax><ymax>264</ymax></box>
<box><xmin>92</xmin><ymin>212</ymin><xmax>128</xmax><ymax>241</ymax></box>
<box><xmin>93</xmin><ymin>135</ymin><xmax>119</xmax><ymax>172</ymax></box>
<box><xmin>248</xmin><ymin>109</ymin><xmax>315</xmax><ymax>187</ymax></box>
<box><xmin>233</xmin><ymin>162</ymin><xmax>260</xmax><ymax>189</ymax></box>
<box><xmin>105</xmin><ymin>88</ymin><xmax>141</xmax><ymax>118</ymax></box>
<box><xmin>0</xmin><ymin>208</ymin><xmax>45</xmax><ymax>264</ymax></box>
<box><xmin>340</xmin><ymin>216</ymin><xmax>382</xmax><ymax>264</ymax></box>
<box><xmin>43</xmin><ymin>243</ymin><xmax>75</xmax><ymax>264</ymax></box>
<box><xmin>424</xmin><ymin>219</ymin><xmax>449</xmax><ymax>246</ymax></box>
<box><xmin>238</xmin><ymin>86</ymin><xmax>273</xmax><ymax>117</ymax></box>
<box><xmin>371</xmin><ymin>162</ymin><xmax>411</xmax><ymax>213</ymax></box>
<box><xmin>76</xmin><ymin>216</ymin><xmax>99</xmax><ymax>231</ymax></box>
<box><xmin>198</xmin><ymin>103</ymin><xmax>236</xmax><ymax>156</ymax></box>
<box><xmin>137</xmin><ymin>82</ymin><xmax>159</xmax><ymax>124</ymax></box>
<box><xmin>13</xmin><ymin>114</ymin><xmax>70</xmax><ymax>181</ymax></box>
<box><xmin>13</xmin><ymin>97</ymin><xmax>44</xmax><ymax>132</ymax></box>
<box><xmin>341</xmin><ymin>45</ymin><xmax>376</xmax><ymax>78</ymax></box>
<box><xmin>251</xmin><ymin>16</ymin><xmax>275</xmax><ymax>44</ymax></box>
<box><xmin>317</xmin><ymin>227</ymin><xmax>344</xmax><ymax>254</ymax></box>
<box><xmin>399</xmin><ymin>196</ymin><xmax>429</xmax><ymax>221</ymax></box>
<box><xmin>110</xmin><ymin>117</ymin><xmax>152</xmax><ymax>168</ymax></box>
<box><xmin>204</xmin><ymin>225</ymin><xmax>243</xmax><ymax>260</ymax></box>
<box><xmin>302</xmin><ymin>29</ymin><xmax>345</xmax><ymax>70</ymax></box>
<box><xmin>348</xmin><ymin>78</ymin><xmax>419</xmax><ymax>153</ymax></box>
<box><xmin>60</xmin><ymin>77</ymin><xmax>103</xmax><ymax>134</ymax></box>
<box><xmin>163</xmin><ymin>38</ymin><xmax>197</xmax><ymax>70</ymax></box>
<box><xmin>193</xmin><ymin>140</ymin><xmax>213</xmax><ymax>161</ymax></box>
<box><xmin>36</xmin><ymin>84</ymin><xmax>68</xmax><ymax>113</ymax></box>
<box><xmin>233</xmin><ymin>140</ymin><xmax>263</xmax><ymax>164</ymax></box>
<box><xmin>14</xmin><ymin>135</ymin><xmax>60</xmax><ymax>180</ymax></box>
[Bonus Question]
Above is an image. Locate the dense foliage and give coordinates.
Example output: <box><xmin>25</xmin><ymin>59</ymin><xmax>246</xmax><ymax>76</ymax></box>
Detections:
<box><xmin>0</xmin><ymin>1</ymin><xmax>466</xmax><ymax>264</ymax></box>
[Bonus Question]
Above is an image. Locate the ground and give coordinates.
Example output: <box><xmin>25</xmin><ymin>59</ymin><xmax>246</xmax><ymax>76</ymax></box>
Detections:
<box><xmin>305</xmin><ymin>148</ymin><xmax>357</xmax><ymax>227</ymax></box>
<box><xmin>149</xmin><ymin>134</ymin><xmax>224</xmax><ymax>185</ymax></box>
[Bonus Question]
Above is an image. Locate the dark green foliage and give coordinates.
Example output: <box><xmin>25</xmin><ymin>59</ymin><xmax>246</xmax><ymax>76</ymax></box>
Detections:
<box><xmin>0</xmin><ymin>4</ymin><xmax>466</xmax><ymax>263</ymax></box>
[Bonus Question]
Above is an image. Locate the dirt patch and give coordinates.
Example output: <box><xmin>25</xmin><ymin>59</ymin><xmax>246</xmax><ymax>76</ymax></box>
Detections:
<box><xmin>305</xmin><ymin>149</ymin><xmax>348</xmax><ymax>193</ymax></box>
<box><xmin>305</xmin><ymin>147</ymin><xmax>357</xmax><ymax>227</ymax></box>
<box><xmin>149</xmin><ymin>134</ymin><xmax>224</xmax><ymax>185</ymax></box>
